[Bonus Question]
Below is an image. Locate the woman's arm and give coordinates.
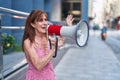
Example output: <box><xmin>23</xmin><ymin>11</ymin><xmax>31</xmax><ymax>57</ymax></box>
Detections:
<box><xmin>23</xmin><ymin>39</ymin><xmax>56</xmax><ymax>71</ymax></box>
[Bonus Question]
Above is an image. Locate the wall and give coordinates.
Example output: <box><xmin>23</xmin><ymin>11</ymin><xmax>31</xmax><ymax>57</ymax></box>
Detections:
<box><xmin>0</xmin><ymin>0</ymin><xmax>12</xmax><ymax>26</ymax></box>
<box><xmin>51</xmin><ymin>0</ymin><xmax>61</xmax><ymax>22</ymax></box>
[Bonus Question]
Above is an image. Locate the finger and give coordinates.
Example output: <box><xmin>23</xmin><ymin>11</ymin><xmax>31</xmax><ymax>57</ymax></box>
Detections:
<box><xmin>71</xmin><ymin>18</ymin><xmax>75</xmax><ymax>22</ymax></box>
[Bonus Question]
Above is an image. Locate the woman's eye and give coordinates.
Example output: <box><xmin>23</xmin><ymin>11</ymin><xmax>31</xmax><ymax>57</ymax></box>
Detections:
<box><xmin>39</xmin><ymin>19</ymin><xmax>43</xmax><ymax>22</ymax></box>
<box><xmin>45</xmin><ymin>19</ymin><xmax>48</xmax><ymax>21</ymax></box>
<box><xmin>39</xmin><ymin>19</ymin><xmax>47</xmax><ymax>22</ymax></box>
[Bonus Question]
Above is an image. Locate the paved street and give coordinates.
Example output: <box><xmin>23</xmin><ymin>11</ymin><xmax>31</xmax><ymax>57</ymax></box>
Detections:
<box><xmin>55</xmin><ymin>30</ymin><xmax>120</xmax><ymax>80</ymax></box>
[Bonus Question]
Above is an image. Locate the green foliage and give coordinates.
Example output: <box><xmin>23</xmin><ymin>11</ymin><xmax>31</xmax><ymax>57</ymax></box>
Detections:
<box><xmin>2</xmin><ymin>33</ymin><xmax>15</xmax><ymax>54</ymax></box>
<box><xmin>13</xmin><ymin>44</ymin><xmax>22</xmax><ymax>52</ymax></box>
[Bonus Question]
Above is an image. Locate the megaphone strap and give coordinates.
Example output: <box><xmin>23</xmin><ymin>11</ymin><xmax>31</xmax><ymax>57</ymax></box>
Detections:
<box><xmin>48</xmin><ymin>37</ymin><xmax>58</xmax><ymax>58</ymax></box>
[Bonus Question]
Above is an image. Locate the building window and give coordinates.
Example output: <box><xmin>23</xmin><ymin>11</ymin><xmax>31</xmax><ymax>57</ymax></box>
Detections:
<box><xmin>62</xmin><ymin>0</ymin><xmax>81</xmax><ymax>24</ymax></box>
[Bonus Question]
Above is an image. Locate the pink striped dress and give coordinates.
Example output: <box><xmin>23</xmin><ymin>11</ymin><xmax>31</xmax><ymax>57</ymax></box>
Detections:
<box><xmin>25</xmin><ymin>46</ymin><xmax>56</xmax><ymax>80</ymax></box>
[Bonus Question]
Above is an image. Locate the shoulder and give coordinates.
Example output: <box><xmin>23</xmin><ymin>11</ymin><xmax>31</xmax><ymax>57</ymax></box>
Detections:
<box><xmin>23</xmin><ymin>39</ymin><xmax>36</xmax><ymax>55</ymax></box>
<box><xmin>24</xmin><ymin>39</ymin><xmax>30</xmax><ymax>46</ymax></box>
<box><xmin>23</xmin><ymin>38</ymin><xmax>33</xmax><ymax>49</ymax></box>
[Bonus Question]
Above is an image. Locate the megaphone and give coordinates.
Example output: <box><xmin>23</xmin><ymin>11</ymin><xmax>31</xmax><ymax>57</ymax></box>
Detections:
<box><xmin>48</xmin><ymin>20</ymin><xmax>89</xmax><ymax>47</ymax></box>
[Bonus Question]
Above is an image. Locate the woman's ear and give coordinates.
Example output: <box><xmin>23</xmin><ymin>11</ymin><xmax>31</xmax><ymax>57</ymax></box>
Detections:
<box><xmin>31</xmin><ymin>23</ymin><xmax>35</xmax><ymax>28</ymax></box>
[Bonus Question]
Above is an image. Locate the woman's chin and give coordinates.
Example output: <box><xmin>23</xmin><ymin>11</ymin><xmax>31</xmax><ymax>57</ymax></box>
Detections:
<box><xmin>41</xmin><ymin>29</ymin><xmax>47</xmax><ymax>33</ymax></box>
<box><xmin>42</xmin><ymin>31</ymin><xmax>47</xmax><ymax>34</ymax></box>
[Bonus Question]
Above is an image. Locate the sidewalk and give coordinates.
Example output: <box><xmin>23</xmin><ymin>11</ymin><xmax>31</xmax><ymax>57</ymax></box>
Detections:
<box><xmin>55</xmin><ymin>31</ymin><xmax>120</xmax><ymax>80</ymax></box>
<box><xmin>3</xmin><ymin>52</ymin><xmax>26</xmax><ymax>76</ymax></box>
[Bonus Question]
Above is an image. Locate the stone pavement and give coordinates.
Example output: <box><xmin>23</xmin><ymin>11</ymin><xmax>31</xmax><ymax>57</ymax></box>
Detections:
<box><xmin>54</xmin><ymin>31</ymin><xmax>120</xmax><ymax>80</ymax></box>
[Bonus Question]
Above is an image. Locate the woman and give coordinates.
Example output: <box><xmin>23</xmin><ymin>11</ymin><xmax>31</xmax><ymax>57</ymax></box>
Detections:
<box><xmin>22</xmin><ymin>10</ymin><xmax>74</xmax><ymax>80</ymax></box>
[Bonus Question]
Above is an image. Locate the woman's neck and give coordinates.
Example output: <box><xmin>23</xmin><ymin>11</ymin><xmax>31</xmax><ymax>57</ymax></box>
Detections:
<box><xmin>35</xmin><ymin>34</ymin><xmax>46</xmax><ymax>41</ymax></box>
<box><xmin>35</xmin><ymin>32</ymin><xmax>47</xmax><ymax>39</ymax></box>
<box><xmin>34</xmin><ymin>34</ymin><xmax>48</xmax><ymax>51</ymax></box>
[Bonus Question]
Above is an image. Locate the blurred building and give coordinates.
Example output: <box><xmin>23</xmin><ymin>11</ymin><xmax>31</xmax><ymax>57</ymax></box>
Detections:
<box><xmin>88</xmin><ymin>0</ymin><xmax>120</xmax><ymax>29</ymax></box>
<box><xmin>0</xmin><ymin>0</ymin><xmax>88</xmax><ymax>26</ymax></box>
<box><xmin>0</xmin><ymin>0</ymin><xmax>52</xmax><ymax>26</ymax></box>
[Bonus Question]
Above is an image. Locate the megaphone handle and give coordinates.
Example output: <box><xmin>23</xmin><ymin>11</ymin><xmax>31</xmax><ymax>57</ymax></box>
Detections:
<box><xmin>48</xmin><ymin>39</ymin><xmax>52</xmax><ymax>49</ymax></box>
<box><xmin>48</xmin><ymin>37</ymin><xmax>58</xmax><ymax>58</ymax></box>
<box><xmin>53</xmin><ymin>36</ymin><xmax>58</xmax><ymax>58</ymax></box>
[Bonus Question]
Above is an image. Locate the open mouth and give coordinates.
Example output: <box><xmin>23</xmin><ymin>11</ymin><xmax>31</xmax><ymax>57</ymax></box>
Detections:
<box><xmin>41</xmin><ymin>26</ymin><xmax>47</xmax><ymax>32</ymax></box>
<box><xmin>42</xmin><ymin>27</ymin><xmax>46</xmax><ymax>29</ymax></box>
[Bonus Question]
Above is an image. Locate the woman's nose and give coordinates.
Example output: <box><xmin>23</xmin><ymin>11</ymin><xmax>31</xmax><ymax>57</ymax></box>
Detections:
<box><xmin>43</xmin><ymin>20</ymin><xmax>48</xmax><ymax>25</ymax></box>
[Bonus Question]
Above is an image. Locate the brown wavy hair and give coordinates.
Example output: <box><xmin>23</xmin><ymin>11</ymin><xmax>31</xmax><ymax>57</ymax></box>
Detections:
<box><xmin>22</xmin><ymin>10</ymin><xmax>48</xmax><ymax>51</ymax></box>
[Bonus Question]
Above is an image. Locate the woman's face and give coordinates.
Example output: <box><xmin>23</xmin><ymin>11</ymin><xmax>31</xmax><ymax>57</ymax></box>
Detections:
<box><xmin>31</xmin><ymin>14</ymin><xmax>48</xmax><ymax>34</ymax></box>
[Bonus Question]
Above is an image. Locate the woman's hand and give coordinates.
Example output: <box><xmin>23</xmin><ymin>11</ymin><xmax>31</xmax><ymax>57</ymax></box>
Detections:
<box><xmin>57</xmin><ymin>36</ymin><xmax>65</xmax><ymax>48</ymax></box>
<box><xmin>49</xmin><ymin>36</ymin><xmax>65</xmax><ymax>49</ymax></box>
<box><xmin>66</xmin><ymin>14</ymin><xmax>74</xmax><ymax>26</ymax></box>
